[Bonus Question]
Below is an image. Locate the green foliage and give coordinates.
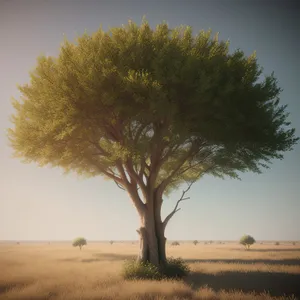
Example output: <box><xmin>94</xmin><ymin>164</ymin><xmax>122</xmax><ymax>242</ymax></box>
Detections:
<box><xmin>193</xmin><ymin>240</ymin><xmax>198</xmax><ymax>245</ymax></box>
<box><xmin>7</xmin><ymin>19</ymin><xmax>298</xmax><ymax>195</ymax></box>
<box><xmin>122</xmin><ymin>260</ymin><xmax>161</xmax><ymax>280</ymax></box>
<box><xmin>122</xmin><ymin>257</ymin><xmax>190</xmax><ymax>280</ymax></box>
<box><xmin>72</xmin><ymin>237</ymin><xmax>87</xmax><ymax>250</ymax></box>
<box><xmin>160</xmin><ymin>257</ymin><xmax>190</xmax><ymax>279</ymax></box>
<box><xmin>171</xmin><ymin>241</ymin><xmax>180</xmax><ymax>246</ymax></box>
<box><xmin>239</xmin><ymin>234</ymin><xmax>255</xmax><ymax>250</ymax></box>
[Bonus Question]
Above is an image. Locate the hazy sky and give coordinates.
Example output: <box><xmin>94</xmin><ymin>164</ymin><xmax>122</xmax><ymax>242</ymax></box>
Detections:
<box><xmin>0</xmin><ymin>0</ymin><xmax>299</xmax><ymax>241</ymax></box>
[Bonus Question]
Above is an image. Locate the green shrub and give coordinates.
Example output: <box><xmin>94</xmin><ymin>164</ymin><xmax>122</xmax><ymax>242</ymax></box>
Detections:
<box><xmin>122</xmin><ymin>257</ymin><xmax>190</xmax><ymax>280</ymax></box>
<box><xmin>171</xmin><ymin>241</ymin><xmax>180</xmax><ymax>246</ymax></box>
<box><xmin>193</xmin><ymin>240</ymin><xmax>198</xmax><ymax>246</ymax></box>
<box><xmin>161</xmin><ymin>257</ymin><xmax>190</xmax><ymax>279</ymax></box>
<box><xmin>122</xmin><ymin>260</ymin><xmax>161</xmax><ymax>280</ymax></box>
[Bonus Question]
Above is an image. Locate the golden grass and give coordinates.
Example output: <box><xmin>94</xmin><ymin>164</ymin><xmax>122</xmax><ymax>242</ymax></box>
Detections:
<box><xmin>1</xmin><ymin>242</ymin><xmax>300</xmax><ymax>299</ymax></box>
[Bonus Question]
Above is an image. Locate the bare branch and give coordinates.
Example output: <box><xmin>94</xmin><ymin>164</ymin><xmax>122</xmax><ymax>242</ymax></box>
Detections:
<box><xmin>162</xmin><ymin>181</ymin><xmax>194</xmax><ymax>230</ymax></box>
<box><xmin>114</xmin><ymin>180</ymin><xmax>126</xmax><ymax>191</ymax></box>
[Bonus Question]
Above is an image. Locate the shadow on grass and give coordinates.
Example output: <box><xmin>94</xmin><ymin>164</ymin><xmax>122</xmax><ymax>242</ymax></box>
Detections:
<box><xmin>57</xmin><ymin>253</ymin><xmax>135</xmax><ymax>263</ymax></box>
<box><xmin>185</xmin><ymin>271</ymin><xmax>300</xmax><ymax>297</ymax></box>
<box><xmin>59</xmin><ymin>253</ymin><xmax>300</xmax><ymax>266</ymax></box>
<box><xmin>58</xmin><ymin>257</ymin><xmax>80</xmax><ymax>262</ymax></box>
<box><xmin>230</xmin><ymin>248</ymin><xmax>300</xmax><ymax>252</ymax></box>
<box><xmin>81</xmin><ymin>253</ymin><xmax>136</xmax><ymax>263</ymax></box>
<box><xmin>185</xmin><ymin>258</ymin><xmax>300</xmax><ymax>266</ymax></box>
<box><xmin>0</xmin><ymin>281</ymin><xmax>31</xmax><ymax>295</ymax></box>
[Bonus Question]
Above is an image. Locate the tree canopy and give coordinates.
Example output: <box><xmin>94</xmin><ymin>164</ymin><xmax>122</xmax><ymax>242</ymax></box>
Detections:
<box><xmin>239</xmin><ymin>234</ymin><xmax>256</xmax><ymax>250</ymax></box>
<box><xmin>8</xmin><ymin>20</ymin><xmax>298</xmax><ymax>199</ymax></box>
<box><xmin>72</xmin><ymin>237</ymin><xmax>87</xmax><ymax>250</ymax></box>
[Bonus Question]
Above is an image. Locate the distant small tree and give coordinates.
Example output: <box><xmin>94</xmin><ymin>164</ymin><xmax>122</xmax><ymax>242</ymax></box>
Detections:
<box><xmin>171</xmin><ymin>241</ymin><xmax>180</xmax><ymax>246</ymax></box>
<box><xmin>110</xmin><ymin>240</ymin><xmax>114</xmax><ymax>245</ymax></box>
<box><xmin>72</xmin><ymin>237</ymin><xmax>87</xmax><ymax>250</ymax></box>
<box><xmin>292</xmin><ymin>242</ymin><xmax>296</xmax><ymax>246</ymax></box>
<box><xmin>239</xmin><ymin>234</ymin><xmax>255</xmax><ymax>250</ymax></box>
<box><xmin>275</xmin><ymin>241</ymin><xmax>280</xmax><ymax>246</ymax></box>
<box><xmin>193</xmin><ymin>240</ymin><xmax>198</xmax><ymax>246</ymax></box>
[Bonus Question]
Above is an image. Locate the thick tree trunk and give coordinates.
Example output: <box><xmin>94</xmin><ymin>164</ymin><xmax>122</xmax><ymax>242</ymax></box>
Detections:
<box><xmin>136</xmin><ymin>196</ymin><xmax>167</xmax><ymax>267</ymax></box>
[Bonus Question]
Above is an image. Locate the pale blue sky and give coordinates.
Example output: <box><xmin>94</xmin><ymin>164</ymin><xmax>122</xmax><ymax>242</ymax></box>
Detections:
<box><xmin>0</xmin><ymin>0</ymin><xmax>299</xmax><ymax>241</ymax></box>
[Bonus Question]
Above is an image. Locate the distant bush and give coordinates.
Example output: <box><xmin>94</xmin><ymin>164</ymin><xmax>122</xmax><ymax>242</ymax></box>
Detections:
<box><xmin>171</xmin><ymin>241</ymin><xmax>180</xmax><ymax>246</ymax></box>
<box><xmin>72</xmin><ymin>237</ymin><xmax>87</xmax><ymax>250</ymax></box>
<box><xmin>292</xmin><ymin>242</ymin><xmax>296</xmax><ymax>246</ymax></box>
<box><xmin>110</xmin><ymin>240</ymin><xmax>114</xmax><ymax>245</ymax></box>
<box><xmin>193</xmin><ymin>240</ymin><xmax>198</xmax><ymax>246</ymax></box>
<box><xmin>209</xmin><ymin>240</ymin><xmax>213</xmax><ymax>244</ymax></box>
<box><xmin>275</xmin><ymin>241</ymin><xmax>280</xmax><ymax>246</ymax></box>
<box><xmin>239</xmin><ymin>234</ymin><xmax>255</xmax><ymax>250</ymax></box>
<box><xmin>122</xmin><ymin>257</ymin><xmax>190</xmax><ymax>280</ymax></box>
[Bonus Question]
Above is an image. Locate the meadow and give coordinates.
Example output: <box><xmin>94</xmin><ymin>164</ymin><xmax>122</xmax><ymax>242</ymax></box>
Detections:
<box><xmin>1</xmin><ymin>241</ymin><xmax>300</xmax><ymax>300</ymax></box>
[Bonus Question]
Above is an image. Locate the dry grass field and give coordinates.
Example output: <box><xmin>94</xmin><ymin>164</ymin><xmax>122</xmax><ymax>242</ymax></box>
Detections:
<box><xmin>1</xmin><ymin>241</ymin><xmax>300</xmax><ymax>300</ymax></box>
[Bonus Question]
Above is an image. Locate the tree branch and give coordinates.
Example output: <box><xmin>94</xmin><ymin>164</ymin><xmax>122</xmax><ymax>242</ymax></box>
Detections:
<box><xmin>173</xmin><ymin>148</ymin><xmax>217</xmax><ymax>178</ymax></box>
<box><xmin>114</xmin><ymin>180</ymin><xmax>126</xmax><ymax>190</ymax></box>
<box><xmin>133</xmin><ymin>123</ymin><xmax>150</xmax><ymax>144</ymax></box>
<box><xmin>88</xmin><ymin>138</ymin><xmax>110</xmax><ymax>156</ymax></box>
<box><xmin>116</xmin><ymin>161</ymin><xmax>146</xmax><ymax>215</ymax></box>
<box><xmin>162</xmin><ymin>181</ymin><xmax>194</xmax><ymax>231</ymax></box>
<box><xmin>125</xmin><ymin>159</ymin><xmax>148</xmax><ymax>200</ymax></box>
<box><xmin>157</xmin><ymin>142</ymin><xmax>201</xmax><ymax>197</ymax></box>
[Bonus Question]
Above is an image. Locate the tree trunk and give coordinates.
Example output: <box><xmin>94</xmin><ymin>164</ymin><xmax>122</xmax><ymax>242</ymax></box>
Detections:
<box><xmin>136</xmin><ymin>196</ymin><xmax>167</xmax><ymax>267</ymax></box>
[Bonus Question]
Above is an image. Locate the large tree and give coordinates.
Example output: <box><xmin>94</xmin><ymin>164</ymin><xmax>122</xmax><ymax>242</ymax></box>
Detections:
<box><xmin>8</xmin><ymin>20</ymin><xmax>298</xmax><ymax>268</ymax></box>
